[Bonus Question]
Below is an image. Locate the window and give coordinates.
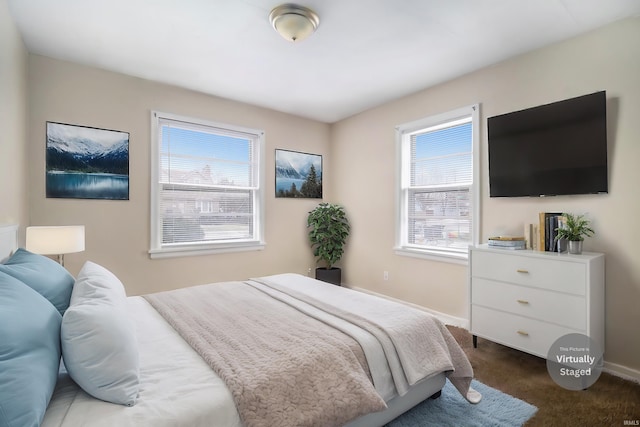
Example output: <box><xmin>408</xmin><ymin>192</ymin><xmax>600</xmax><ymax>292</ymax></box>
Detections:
<box><xmin>150</xmin><ymin>112</ymin><xmax>265</xmax><ymax>258</ymax></box>
<box><xmin>395</xmin><ymin>104</ymin><xmax>479</xmax><ymax>262</ymax></box>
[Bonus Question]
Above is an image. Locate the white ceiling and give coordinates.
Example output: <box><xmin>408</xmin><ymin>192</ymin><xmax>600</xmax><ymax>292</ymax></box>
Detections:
<box><xmin>7</xmin><ymin>0</ymin><xmax>640</xmax><ymax>123</ymax></box>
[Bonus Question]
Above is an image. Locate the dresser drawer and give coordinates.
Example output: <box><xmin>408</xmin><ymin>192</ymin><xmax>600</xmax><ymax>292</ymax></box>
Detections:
<box><xmin>471</xmin><ymin>278</ymin><xmax>586</xmax><ymax>330</ymax></box>
<box><xmin>471</xmin><ymin>305</ymin><xmax>581</xmax><ymax>358</ymax></box>
<box><xmin>471</xmin><ymin>250</ymin><xmax>586</xmax><ymax>295</ymax></box>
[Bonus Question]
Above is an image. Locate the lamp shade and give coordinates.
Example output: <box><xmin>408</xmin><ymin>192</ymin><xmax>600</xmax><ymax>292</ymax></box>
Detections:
<box><xmin>26</xmin><ymin>226</ymin><xmax>85</xmax><ymax>255</ymax></box>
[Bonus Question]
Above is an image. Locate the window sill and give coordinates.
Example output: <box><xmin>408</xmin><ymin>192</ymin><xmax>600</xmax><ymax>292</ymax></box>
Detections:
<box><xmin>149</xmin><ymin>241</ymin><xmax>265</xmax><ymax>259</ymax></box>
<box><xmin>394</xmin><ymin>246</ymin><xmax>468</xmax><ymax>265</ymax></box>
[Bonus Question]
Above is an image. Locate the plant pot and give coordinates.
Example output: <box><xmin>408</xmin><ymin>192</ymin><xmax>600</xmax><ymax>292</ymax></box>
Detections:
<box><xmin>568</xmin><ymin>240</ymin><xmax>583</xmax><ymax>255</ymax></box>
<box><xmin>315</xmin><ymin>267</ymin><xmax>341</xmax><ymax>286</ymax></box>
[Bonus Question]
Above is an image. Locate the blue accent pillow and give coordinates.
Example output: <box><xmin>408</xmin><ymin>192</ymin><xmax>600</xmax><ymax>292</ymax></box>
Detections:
<box><xmin>0</xmin><ymin>271</ymin><xmax>62</xmax><ymax>427</ymax></box>
<box><xmin>0</xmin><ymin>248</ymin><xmax>75</xmax><ymax>315</ymax></box>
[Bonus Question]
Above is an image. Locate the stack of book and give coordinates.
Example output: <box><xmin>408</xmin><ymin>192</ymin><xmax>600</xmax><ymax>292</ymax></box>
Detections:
<box><xmin>487</xmin><ymin>236</ymin><xmax>526</xmax><ymax>250</ymax></box>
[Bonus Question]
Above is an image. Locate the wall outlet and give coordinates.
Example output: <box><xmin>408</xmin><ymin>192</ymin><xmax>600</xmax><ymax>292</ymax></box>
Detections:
<box><xmin>308</xmin><ymin>267</ymin><xmax>312</xmax><ymax>276</ymax></box>
<box><xmin>383</xmin><ymin>271</ymin><xmax>389</xmax><ymax>281</ymax></box>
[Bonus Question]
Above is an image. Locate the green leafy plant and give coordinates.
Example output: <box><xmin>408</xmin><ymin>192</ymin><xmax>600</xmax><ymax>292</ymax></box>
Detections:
<box><xmin>555</xmin><ymin>213</ymin><xmax>595</xmax><ymax>242</ymax></box>
<box><xmin>307</xmin><ymin>203</ymin><xmax>350</xmax><ymax>269</ymax></box>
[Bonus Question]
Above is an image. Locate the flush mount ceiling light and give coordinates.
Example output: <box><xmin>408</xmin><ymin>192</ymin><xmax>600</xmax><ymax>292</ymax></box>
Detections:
<box><xmin>269</xmin><ymin>4</ymin><xmax>319</xmax><ymax>42</ymax></box>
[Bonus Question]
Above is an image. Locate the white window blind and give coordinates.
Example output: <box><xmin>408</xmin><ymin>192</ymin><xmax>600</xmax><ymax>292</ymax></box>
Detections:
<box><xmin>150</xmin><ymin>112</ymin><xmax>264</xmax><ymax>258</ymax></box>
<box><xmin>396</xmin><ymin>105</ymin><xmax>479</xmax><ymax>261</ymax></box>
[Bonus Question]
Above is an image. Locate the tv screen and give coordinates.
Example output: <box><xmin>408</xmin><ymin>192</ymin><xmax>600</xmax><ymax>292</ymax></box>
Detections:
<box><xmin>488</xmin><ymin>91</ymin><xmax>608</xmax><ymax>197</ymax></box>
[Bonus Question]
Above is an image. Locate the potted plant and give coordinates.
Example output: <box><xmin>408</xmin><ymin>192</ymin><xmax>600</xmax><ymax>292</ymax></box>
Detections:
<box><xmin>555</xmin><ymin>213</ymin><xmax>595</xmax><ymax>254</ymax></box>
<box><xmin>307</xmin><ymin>203</ymin><xmax>350</xmax><ymax>285</ymax></box>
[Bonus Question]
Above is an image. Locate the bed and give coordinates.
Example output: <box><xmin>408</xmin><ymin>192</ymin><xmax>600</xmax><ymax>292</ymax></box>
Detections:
<box><xmin>0</xmin><ymin>224</ymin><xmax>480</xmax><ymax>427</ymax></box>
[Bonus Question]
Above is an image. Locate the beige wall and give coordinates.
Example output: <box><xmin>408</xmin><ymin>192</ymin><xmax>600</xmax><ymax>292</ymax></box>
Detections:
<box><xmin>12</xmin><ymin>10</ymin><xmax>639</xmax><ymax>376</ymax></box>
<box><xmin>27</xmin><ymin>56</ymin><xmax>329</xmax><ymax>295</ymax></box>
<box><xmin>331</xmin><ymin>17</ymin><xmax>640</xmax><ymax>374</ymax></box>
<box><xmin>0</xmin><ymin>0</ymin><xmax>29</xmax><ymax>237</ymax></box>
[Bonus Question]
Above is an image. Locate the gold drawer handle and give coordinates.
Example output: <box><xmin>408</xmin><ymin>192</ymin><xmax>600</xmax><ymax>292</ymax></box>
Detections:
<box><xmin>517</xmin><ymin>330</ymin><xmax>529</xmax><ymax>336</ymax></box>
<box><xmin>517</xmin><ymin>299</ymin><xmax>529</xmax><ymax>305</ymax></box>
<box><xmin>516</xmin><ymin>269</ymin><xmax>529</xmax><ymax>274</ymax></box>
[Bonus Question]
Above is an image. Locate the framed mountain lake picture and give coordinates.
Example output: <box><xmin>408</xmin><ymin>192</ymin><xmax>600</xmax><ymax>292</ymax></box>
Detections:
<box><xmin>46</xmin><ymin>122</ymin><xmax>130</xmax><ymax>200</ymax></box>
<box><xmin>275</xmin><ymin>149</ymin><xmax>322</xmax><ymax>198</ymax></box>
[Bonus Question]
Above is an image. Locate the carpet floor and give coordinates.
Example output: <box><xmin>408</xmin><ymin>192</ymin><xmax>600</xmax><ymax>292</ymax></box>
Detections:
<box><xmin>447</xmin><ymin>326</ymin><xmax>640</xmax><ymax>426</ymax></box>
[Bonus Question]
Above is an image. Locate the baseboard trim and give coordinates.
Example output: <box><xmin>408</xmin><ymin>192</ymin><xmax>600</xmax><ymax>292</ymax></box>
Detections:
<box><xmin>604</xmin><ymin>361</ymin><xmax>640</xmax><ymax>384</ymax></box>
<box><xmin>348</xmin><ymin>286</ymin><xmax>470</xmax><ymax>329</ymax></box>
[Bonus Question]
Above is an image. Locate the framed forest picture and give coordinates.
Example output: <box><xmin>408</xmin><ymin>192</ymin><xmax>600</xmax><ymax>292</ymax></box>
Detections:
<box><xmin>275</xmin><ymin>149</ymin><xmax>322</xmax><ymax>198</ymax></box>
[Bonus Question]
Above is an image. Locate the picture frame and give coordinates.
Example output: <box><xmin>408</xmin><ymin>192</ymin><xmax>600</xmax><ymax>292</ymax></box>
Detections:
<box><xmin>46</xmin><ymin>122</ymin><xmax>130</xmax><ymax>200</ymax></box>
<box><xmin>275</xmin><ymin>149</ymin><xmax>322</xmax><ymax>198</ymax></box>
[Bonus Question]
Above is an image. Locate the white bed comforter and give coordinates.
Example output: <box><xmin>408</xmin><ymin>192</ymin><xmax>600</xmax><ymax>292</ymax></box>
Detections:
<box><xmin>144</xmin><ymin>279</ymin><xmax>387</xmax><ymax>427</ymax></box>
<box><xmin>42</xmin><ymin>273</ymin><xmax>476</xmax><ymax>427</ymax></box>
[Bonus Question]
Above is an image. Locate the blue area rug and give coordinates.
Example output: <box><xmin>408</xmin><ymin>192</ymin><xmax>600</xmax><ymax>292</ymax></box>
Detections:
<box><xmin>386</xmin><ymin>379</ymin><xmax>538</xmax><ymax>427</ymax></box>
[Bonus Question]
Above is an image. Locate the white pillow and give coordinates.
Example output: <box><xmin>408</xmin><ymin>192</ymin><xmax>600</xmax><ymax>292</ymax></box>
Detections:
<box><xmin>61</xmin><ymin>261</ymin><xmax>140</xmax><ymax>406</ymax></box>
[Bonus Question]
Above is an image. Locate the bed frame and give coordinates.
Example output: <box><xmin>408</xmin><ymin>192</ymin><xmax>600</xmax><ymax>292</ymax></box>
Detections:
<box><xmin>0</xmin><ymin>224</ymin><xmax>18</xmax><ymax>262</ymax></box>
<box><xmin>346</xmin><ymin>372</ymin><xmax>445</xmax><ymax>427</ymax></box>
<box><xmin>0</xmin><ymin>223</ymin><xmax>445</xmax><ymax>426</ymax></box>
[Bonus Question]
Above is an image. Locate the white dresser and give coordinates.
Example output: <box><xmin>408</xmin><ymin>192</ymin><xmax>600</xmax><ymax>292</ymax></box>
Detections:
<box><xmin>469</xmin><ymin>244</ymin><xmax>605</xmax><ymax>358</ymax></box>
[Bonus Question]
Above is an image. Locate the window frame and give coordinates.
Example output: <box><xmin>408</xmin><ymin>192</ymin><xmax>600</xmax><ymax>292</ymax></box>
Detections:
<box><xmin>149</xmin><ymin>111</ymin><xmax>265</xmax><ymax>259</ymax></box>
<box><xmin>394</xmin><ymin>104</ymin><xmax>480</xmax><ymax>264</ymax></box>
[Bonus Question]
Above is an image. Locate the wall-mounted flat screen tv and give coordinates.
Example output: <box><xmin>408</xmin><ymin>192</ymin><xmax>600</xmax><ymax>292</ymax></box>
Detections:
<box><xmin>488</xmin><ymin>91</ymin><xmax>608</xmax><ymax>197</ymax></box>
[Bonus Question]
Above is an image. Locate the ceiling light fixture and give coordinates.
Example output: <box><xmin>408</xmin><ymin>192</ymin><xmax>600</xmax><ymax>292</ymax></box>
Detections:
<box><xmin>269</xmin><ymin>4</ymin><xmax>319</xmax><ymax>42</ymax></box>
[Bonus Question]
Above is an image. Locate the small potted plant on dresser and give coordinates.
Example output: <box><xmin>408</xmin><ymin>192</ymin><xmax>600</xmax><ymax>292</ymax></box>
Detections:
<box><xmin>555</xmin><ymin>212</ymin><xmax>595</xmax><ymax>254</ymax></box>
<box><xmin>307</xmin><ymin>203</ymin><xmax>350</xmax><ymax>285</ymax></box>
